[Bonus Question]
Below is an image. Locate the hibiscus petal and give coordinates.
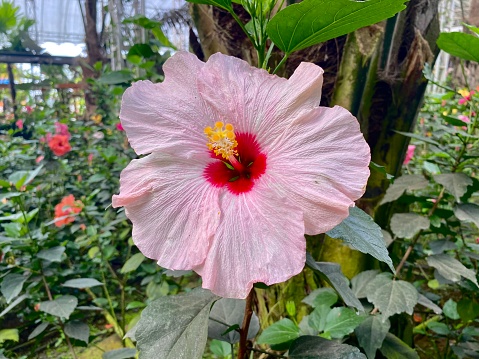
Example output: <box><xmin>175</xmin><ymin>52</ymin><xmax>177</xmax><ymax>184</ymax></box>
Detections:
<box><xmin>197</xmin><ymin>53</ymin><xmax>324</xmax><ymax>150</ymax></box>
<box><xmin>267</xmin><ymin>106</ymin><xmax>370</xmax><ymax>235</ymax></box>
<box><xmin>112</xmin><ymin>152</ymin><xmax>220</xmax><ymax>269</ymax></box>
<box><xmin>195</xmin><ymin>180</ymin><xmax>306</xmax><ymax>298</ymax></box>
<box><xmin>120</xmin><ymin>51</ymin><xmax>214</xmax><ymax>155</ymax></box>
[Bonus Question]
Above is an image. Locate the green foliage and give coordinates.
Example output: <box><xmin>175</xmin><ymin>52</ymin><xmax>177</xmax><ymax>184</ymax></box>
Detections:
<box><xmin>437</xmin><ymin>31</ymin><xmax>479</xmax><ymax>62</ymax></box>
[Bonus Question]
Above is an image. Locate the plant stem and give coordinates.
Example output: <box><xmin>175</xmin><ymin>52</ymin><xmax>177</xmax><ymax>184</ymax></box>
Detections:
<box><xmin>272</xmin><ymin>53</ymin><xmax>289</xmax><ymax>75</ymax></box>
<box><xmin>237</xmin><ymin>289</ymin><xmax>254</xmax><ymax>359</ymax></box>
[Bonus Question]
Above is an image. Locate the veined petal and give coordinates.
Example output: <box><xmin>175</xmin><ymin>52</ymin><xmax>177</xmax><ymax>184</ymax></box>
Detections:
<box><xmin>120</xmin><ymin>51</ymin><xmax>214</xmax><ymax>155</ymax></box>
<box><xmin>194</xmin><ymin>179</ymin><xmax>306</xmax><ymax>299</ymax></box>
<box><xmin>197</xmin><ymin>53</ymin><xmax>324</xmax><ymax>150</ymax></box>
<box><xmin>112</xmin><ymin>152</ymin><xmax>220</xmax><ymax>269</ymax></box>
<box><xmin>268</xmin><ymin>106</ymin><xmax>370</xmax><ymax>235</ymax></box>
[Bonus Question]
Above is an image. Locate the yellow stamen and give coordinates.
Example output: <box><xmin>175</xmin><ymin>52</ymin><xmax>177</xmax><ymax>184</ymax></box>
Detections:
<box><xmin>205</xmin><ymin>122</ymin><xmax>238</xmax><ymax>159</ymax></box>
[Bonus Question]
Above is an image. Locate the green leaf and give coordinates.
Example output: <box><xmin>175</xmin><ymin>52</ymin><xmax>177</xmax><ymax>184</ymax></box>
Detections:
<box><xmin>28</xmin><ymin>322</ymin><xmax>49</xmax><ymax>340</ymax></box>
<box><xmin>327</xmin><ymin>207</ymin><xmax>394</xmax><ymax>272</ymax></box>
<box><xmin>63</xmin><ymin>278</ymin><xmax>103</xmax><ymax>289</ymax></box>
<box><xmin>443</xmin><ymin>299</ymin><xmax>460</xmax><ymax>320</ymax></box>
<box><xmin>437</xmin><ymin>32</ymin><xmax>479</xmax><ymax>62</ymax></box>
<box><xmin>266</xmin><ymin>0</ymin><xmax>407</xmax><ymax>53</ymax></box>
<box><xmin>0</xmin><ymin>329</ymin><xmax>19</xmax><ymax>344</ymax></box>
<box><xmin>367</xmin><ymin>279</ymin><xmax>418</xmax><ymax>319</ymax></box>
<box><xmin>208</xmin><ymin>298</ymin><xmax>259</xmax><ymax>344</ymax></box>
<box><xmin>441</xmin><ymin>115</ymin><xmax>469</xmax><ymax>126</ymax></box>
<box><xmin>434</xmin><ymin>173</ymin><xmax>473</xmax><ymax>202</ymax></box>
<box><xmin>152</xmin><ymin>28</ymin><xmax>177</xmax><ymax>49</ymax></box>
<box><xmin>390</xmin><ymin>213</ymin><xmax>430</xmax><ymax>239</ymax></box>
<box><xmin>454</xmin><ymin>203</ymin><xmax>479</xmax><ymax>228</ymax></box>
<box><xmin>457</xmin><ymin>298</ymin><xmax>479</xmax><ymax>322</ymax></box>
<box><xmin>355</xmin><ymin>315</ymin><xmax>390</xmax><ymax>359</ymax></box>
<box><xmin>37</xmin><ymin>246</ymin><xmax>65</xmax><ymax>262</ymax></box>
<box><xmin>323</xmin><ymin>307</ymin><xmax>365</xmax><ymax>339</ymax></box>
<box><xmin>0</xmin><ymin>294</ymin><xmax>28</xmax><ymax>318</ymax></box>
<box><xmin>351</xmin><ymin>270</ymin><xmax>380</xmax><ymax>299</ymax></box>
<box><xmin>417</xmin><ymin>294</ymin><xmax>442</xmax><ymax>314</ymax></box>
<box><xmin>464</xmin><ymin>23</ymin><xmax>479</xmax><ymax>36</ymax></box>
<box><xmin>97</xmin><ymin>71</ymin><xmax>133</xmax><ymax>85</ymax></box>
<box><xmin>381</xmin><ymin>175</ymin><xmax>429</xmax><ymax>204</ymax></box>
<box><xmin>127</xmin><ymin>44</ymin><xmax>155</xmax><ymax>58</ymax></box>
<box><xmin>302</xmin><ymin>287</ymin><xmax>338</xmax><ymax>308</ymax></box>
<box><xmin>39</xmin><ymin>295</ymin><xmax>78</xmax><ymax>319</ymax></box>
<box><xmin>289</xmin><ymin>335</ymin><xmax>367</xmax><ymax>359</ymax></box>
<box><xmin>370</xmin><ymin>162</ymin><xmax>394</xmax><ymax>180</ymax></box>
<box><xmin>1</xmin><ymin>273</ymin><xmax>28</xmax><ymax>304</ymax></box>
<box><xmin>379</xmin><ymin>333</ymin><xmax>419</xmax><ymax>359</ymax></box>
<box><xmin>305</xmin><ymin>257</ymin><xmax>364</xmax><ymax>312</ymax></box>
<box><xmin>209</xmin><ymin>340</ymin><xmax>231</xmax><ymax>357</ymax></box>
<box><xmin>185</xmin><ymin>0</ymin><xmax>232</xmax><ymax>11</ymax></box>
<box><xmin>257</xmin><ymin>318</ymin><xmax>300</xmax><ymax>345</ymax></box>
<box><xmin>64</xmin><ymin>321</ymin><xmax>89</xmax><ymax>343</ymax></box>
<box><xmin>308</xmin><ymin>305</ymin><xmax>331</xmax><ymax>332</ymax></box>
<box><xmin>135</xmin><ymin>288</ymin><xmax>219</xmax><ymax>359</ymax></box>
<box><xmin>126</xmin><ymin>301</ymin><xmax>147</xmax><ymax>310</ymax></box>
<box><xmin>102</xmin><ymin>348</ymin><xmax>138</xmax><ymax>359</ymax></box>
<box><xmin>427</xmin><ymin>322</ymin><xmax>449</xmax><ymax>335</ymax></box>
<box><xmin>426</xmin><ymin>254</ymin><xmax>478</xmax><ymax>287</ymax></box>
<box><xmin>120</xmin><ymin>253</ymin><xmax>146</xmax><ymax>274</ymax></box>
<box><xmin>395</xmin><ymin>131</ymin><xmax>441</xmax><ymax>146</ymax></box>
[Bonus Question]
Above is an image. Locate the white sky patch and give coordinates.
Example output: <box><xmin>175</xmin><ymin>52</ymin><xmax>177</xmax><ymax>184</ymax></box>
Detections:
<box><xmin>41</xmin><ymin>42</ymin><xmax>85</xmax><ymax>57</ymax></box>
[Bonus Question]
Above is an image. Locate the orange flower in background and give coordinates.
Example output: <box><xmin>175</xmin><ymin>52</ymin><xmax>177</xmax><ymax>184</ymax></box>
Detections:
<box><xmin>48</xmin><ymin>134</ymin><xmax>71</xmax><ymax>156</ymax></box>
<box><xmin>54</xmin><ymin>195</ymin><xmax>83</xmax><ymax>227</ymax></box>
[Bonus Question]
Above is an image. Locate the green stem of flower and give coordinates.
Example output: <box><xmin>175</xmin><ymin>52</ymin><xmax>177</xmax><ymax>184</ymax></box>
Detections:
<box><xmin>272</xmin><ymin>53</ymin><xmax>289</xmax><ymax>75</ymax></box>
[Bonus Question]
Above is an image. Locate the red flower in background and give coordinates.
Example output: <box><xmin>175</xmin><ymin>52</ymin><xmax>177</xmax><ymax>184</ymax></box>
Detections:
<box><xmin>48</xmin><ymin>134</ymin><xmax>71</xmax><ymax>156</ymax></box>
<box><xmin>116</xmin><ymin>122</ymin><xmax>124</xmax><ymax>131</ymax></box>
<box><xmin>15</xmin><ymin>119</ymin><xmax>24</xmax><ymax>130</ymax></box>
<box><xmin>54</xmin><ymin>195</ymin><xmax>83</xmax><ymax>227</ymax></box>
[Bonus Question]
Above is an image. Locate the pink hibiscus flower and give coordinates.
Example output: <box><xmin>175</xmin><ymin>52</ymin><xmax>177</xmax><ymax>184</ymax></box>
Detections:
<box><xmin>55</xmin><ymin>122</ymin><xmax>71</xmax><ymax>139</ymax></box>
<box><xmin>112</xmin><ymin>52</ymin><xmax>371</xmax><ymax>298</ymax></box>
<box><xmin>404</xmin><ymin>145</ymin><xmax>416</xmax><ymax>165</ymax></box>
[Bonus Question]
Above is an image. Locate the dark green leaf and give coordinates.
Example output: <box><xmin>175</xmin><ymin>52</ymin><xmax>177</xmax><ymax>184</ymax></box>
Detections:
<box><xmin>370</xmin><ymin>162</ymin><xmax>394</xmax><ymax>180</ymax></box>
<box><xmin>39</xmin><ymin>295</ymin><xmax>78</xmax><ymax>319</ymax></box>
<box><xmin>351</xmin><ymin>270</ymin><xmax>380</xmax><ymax>299</ymax></box>
<box><xmin>381</xmin><ymin>175</ymin><xmax>429</xmax><ymax>204</ymax></box>
<box><xmin>441</xmin><ymin>115</ymin><xmax>468</xmax><ymax>126</ymax></box>
<box><xmin>380</xmin><ymin>333</ymin><xmax>419</xmax><ymax>359</ymax></box>
<box><xmin>434</xmin><ymin>173</ymin><xmax>473</xmax><ymax>202</ymax></box>
<box><xmin>367</xmin><ymin>279</ymin><xmax>418</xmax><ymax>319</ymax></box>
<box><xmin>208</xmin><ymin>298</ymin><xmax>259</xmax><ymax>344</ymax></box>
<box><xmin>454</xmin><ymin>203</ymin><xmax>479</xmax><ymax>228</ymax></box>
<box><xmin>289</xmin><ymin>335</ymin><xmax>367</xmax><ymax>359</ymax></box>
<box><xmin>327</xmin><ymin>207</ymin><xmax>394</xmax><ymax>272</ymax></box>
<box><xmin>63</xmin><ymin>278</ymin><xmax>103</xmax><ymax>289</ymax></box>
<box><xmin>97</xmin><ymin>71</ymin><xmax>133</xmax><ymax>85</ymax></box>
<box><xmin>135</xmin><ymin>288</ymin><xmax>219</xmax><ymax>359</ymax></box>
<box><xmin>395</xmin><ymin>131</ymin><xmax>441</xmax><ymax>146</ymax></box>
<box><xmin>120</xmin><ymin>253</ymin><xmax>145</xmax><ymax>274</ymax></box>
<box><xmin>305</xmin><ymin>257</ymin><xmax>364</xmax><ymax>311</ymax></box>
<box><xmin>417</xmin><ymin>294</ymin><xmax>442</xmax><ymax>314</ymax></box>
<box><xmin>457</xmin><ymin>298</ymin><xmax>479</xmax><ymax>322</ymax></box>
<box><xmin>427</xmin><ymin>322</ymin><xmax>449</xmax><ymax>335</ymax></box>
<box><xmin>355</xmin><ymin>315</ymin><xmax>390</xmax><ymax>359</ymax></box>
<box><xmin>64</xmin><ymin>321</ymin><xmax>89</xmax><ymax>343</ymax></box>
<box><xmin>257</xmin><ymin>318</ymin><xmax>300</xmax><ymax>345</ymax></box>
<box><xmin>1</xmin><ymin>273</ymin><xmax>28</xmax><ymax>303</ymax></box>
<box><xmin>0</xmin><ymin>294</ymin><xmax>28</xmax><ymax>318</ymax></box>
<box><xmin>267</xmin><ymin>0</ymin><xmax>407</xmax><ymax>53</ymax></box>
<box><xmin>437</xmin><ymin>32</ymin><xmax>479</xmax><ymax>62</ymax></box>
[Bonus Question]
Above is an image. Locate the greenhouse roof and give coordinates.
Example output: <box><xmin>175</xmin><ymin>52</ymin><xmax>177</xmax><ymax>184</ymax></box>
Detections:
<box><xmin>12</xmin><ymin>0</ymin><xmax>186</xmax><ymax>46</ymax></box>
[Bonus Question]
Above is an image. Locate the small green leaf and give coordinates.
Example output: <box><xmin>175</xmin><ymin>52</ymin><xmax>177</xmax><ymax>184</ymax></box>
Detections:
<box><xmin>437</xmin><ymin>32</ymin><xmax>479</xmax><ymax>62</ymax></box>
<box><xmin>257</xmin><ymin>318</ymin><xmax>300</xmax><ymax>345</ymax></box>
<box><xmin>267</xmin><ymin>0</ymin><xmax>407</xmax><ymax>53</ymax></box>
<box><xmin>457</xmin><ymin>298</ymin><xmax>479</xmax><ymax>322</ymax></box>
<box><xmin>289</xmin><ymin>335</ymin><xmax>367</xmax><ymax>358</ymax></box>
<box><xmin>380</xmin><ymin>332</ymin><xmax>419</xmax><ymax>359</ymax></box>
<box><xmin>39</xmin><ymin>295</ymin><xmax>78</xmax><ymax>319</ymax></box>
<box><xmin>304</xmin><ymin>288</ymin><xmax>338</xmax><ymax>308</ymax></box>
<box><xmin>443</xmin><ymin>299</ymin><xmax>460</xmax><ymax>320</ymax></box>
<box><xmin>120</xmin><ymin>253</ymin><xmax>146</xmax><ymax>274</ymax></box>
<box><xmin>381</xmin><ymin>175</ymin><xmax>429</xmax><ymax>204</ymax></box>
<box><xmin>97</xmin><ymin>70</ymin><xmax>133</xmax><ymax>85</ymax></box>
<box><xmin>37</xmin><ymin>246</ymin><xmax>66</xmax><ymax>262</ymax></box>
<box><xmin>209</xmin><ymin>340</ymin><xmax>231</xmax><ymax>357</ymax></box>
<box><xmin>152</xmin><ymin>28</ymin><xmax>177</xmax><ymax>49</ymax></box>
<box><xmin>308</xmin><ymin>305</ymin><xmax>331</xmax><ymax>333</ymax></box>
<box><xmin>370</xmin><ymin>162</ymin><xmax>394</xmax><ymax>180</ymax></box>
<box><xmin>63</xmin><ymin>278</ymin><xmax>103</xmax><ymax>289</ymax></box>
<box><xmin>64</xmin><ymin>321</ymin><xmax>90</xmax><ymax>343</ymax></box>
<box><xmin>1</xmin><ymin>273</ymin><xmax>28</xmax><ymax>304</ymax></box>
<box><xmin>390</xmin><ymin>213</ymin><xmax>430</xmax><ymax>239</ymax></box>
<box><xmin>28</xmin><ymin>322</ymin><xmax>49</xmax><ymax>340</ymax></box>
<box><xmin>427</xmin><ymin>254</ymin><xmax>478</xmax><ymax>287</ymax></box>
<box><xmin>323</xmin><ymin>307</ymin><xmax>365</xmax><ymax>339</ymax></box>
<box><xmin>434</xmin><ymin>173</ymin><xmax>473</xmax><ymax>202</ymax></box>
<box><xmin>327</xmin><ymin>207</ymin><xmax>394</xmax><ymax>272</ymax></box>
<box><xmin>427</xmin><ymin>322</ymin><xmax>449</xmax><ymax>336</ymax></box>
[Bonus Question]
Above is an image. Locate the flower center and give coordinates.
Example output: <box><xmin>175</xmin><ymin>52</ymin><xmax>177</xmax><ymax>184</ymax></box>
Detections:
<box><xmin>203</xmin><ymin>124</ymin><xmax>267</xmax><ymax>194</ymax></box>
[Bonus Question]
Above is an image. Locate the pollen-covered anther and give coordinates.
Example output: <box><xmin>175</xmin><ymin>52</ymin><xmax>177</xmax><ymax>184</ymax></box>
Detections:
<box><xmin>205</xmin><ymin>122</ymin><xmax>238</xmax><ymax>159</ymax></box>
